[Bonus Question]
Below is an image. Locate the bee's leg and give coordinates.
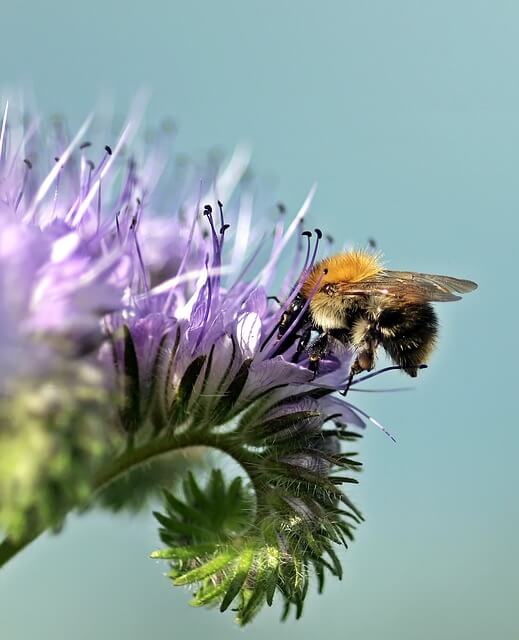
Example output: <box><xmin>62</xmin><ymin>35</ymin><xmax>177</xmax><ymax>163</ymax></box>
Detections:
<box><xmin>307</xmin><ymin>332</ymin><xmax>330</xmax><ymax>378</ymax></box>
<box><xmin>341</xmin><ymin>369</ymin><xmax>355</xmax><ymax>397</ymax></box>
<box><xmin>291</xmin><ymin>325</ymin><xmax>313</xmax><ymax>363</ymax></box>
<box><xmin>328</xmin><ymin>327</ymin><xmax>374</xmax><ymax>394</ymax></box>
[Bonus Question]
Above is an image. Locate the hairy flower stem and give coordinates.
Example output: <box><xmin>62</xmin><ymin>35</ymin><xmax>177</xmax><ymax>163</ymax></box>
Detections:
<box><xmin>0</xmin><ymin>430</ymin><xmax>264</xmax><ymax>570</ymax></box>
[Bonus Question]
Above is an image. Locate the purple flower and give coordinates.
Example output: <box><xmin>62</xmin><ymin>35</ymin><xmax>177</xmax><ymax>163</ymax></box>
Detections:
<box><xmin>0</xmin><ymin>99</ymin><xmax>391</xmax><ymax>623</ymax></box>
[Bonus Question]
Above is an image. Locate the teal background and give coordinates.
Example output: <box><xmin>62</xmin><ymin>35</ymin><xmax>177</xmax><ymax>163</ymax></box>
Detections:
<box><xmin>1</xmin><ymin>1</ymin><xmax>517</xmax><ymax>638</ymax></box>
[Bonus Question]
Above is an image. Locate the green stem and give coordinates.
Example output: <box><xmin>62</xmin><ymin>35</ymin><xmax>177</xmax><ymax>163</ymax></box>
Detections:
<box><xmin>0</xmin><ymin>430</ymin><xmax>262</xmax><ymax>571</ymax></box>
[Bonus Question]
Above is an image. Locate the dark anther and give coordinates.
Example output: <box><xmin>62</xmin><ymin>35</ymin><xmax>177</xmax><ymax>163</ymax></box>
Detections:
<box><xmin>203</xmin><ymin>204</ymin><xmax>212</xmax><ymax>215</ymax></box>
<box><xmin>277</xmin><ymin>202</ymin><xmax>286</xmax><ymax>214</ymax></box>
<box><xmin>368</xmin><ymin>237</ymin><xmax>377</xmax><ymax>249</ymax></box>
<box><xmin>130</xmin><ymin>216</ymin><xmax>138</xmax><ymax>230</ymax></box>
<box><xmin>323</xmin><ymin>268</ymin><xmax>329</xmax><ymax>275</ymax></box>
<box><xmin>217</xmin><ymin>200</ymin><xmax>225</xmax><ymax>228</ymax></box>
<box><xmin>86</xmin><ymin>160</ymin><xmax>95</xmax><ymax>170</ymax></box>
<box><xmin>326</xmin><ymin>234</ymin><xmax>334</xmax><ymax>243</ymax></box>
<box><xmin>80</xmin><ymin>141</ymin><xmax>92</xmax><ymax>150</ymax></box>
<box><xmin>302</xmin><ymin>230</ymin><xmax>312</xmax><ymax>238</ymax></box>
<box><xmin>104</xmin><ymin>145</ymin><xmax>113</xmax><ymax>155</ymax></box>
<box><xmin>54</xmin><ymin>156</ymin><xmax>60</xmax><ymax>162</ymax></box>
<box><xmin>314</xmin><ymin>228</ymin><xmax>323</xmax><ymax>239</ymax></box>
<box><xmin>136</xmin><ymin>197</ymin><xmax>141</xmax><ymax>206</ymax></box>
<box><xmin>219</xmin><ymin>224</ymin><xmax>230</xmax><ymax>234</ymax></box>
<box><xmin>23</xmin><ymin>158</ymin><xmax>32</xmax><ymax>169</ymax></box>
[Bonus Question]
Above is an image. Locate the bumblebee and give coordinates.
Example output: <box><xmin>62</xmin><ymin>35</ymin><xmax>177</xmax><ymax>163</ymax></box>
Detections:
<box><xmin>277</xmin><ymin>250</ymin><xmax>477</xmax><ymax>384</ymax></box>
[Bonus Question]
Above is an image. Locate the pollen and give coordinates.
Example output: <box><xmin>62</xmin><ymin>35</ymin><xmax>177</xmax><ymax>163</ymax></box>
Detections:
<box><xmin>301</xmin><ymin>250</ymin><xmax>382</xmax><ymax>296</ymax></box>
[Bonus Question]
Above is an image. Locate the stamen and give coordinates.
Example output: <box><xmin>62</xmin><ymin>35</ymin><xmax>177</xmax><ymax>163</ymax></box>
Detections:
<box><xmin>132</xmin><ymin>205</ymin><xmax>149</xmax><ymax>293</ymax></box>
<box><xmin>96</xmin><ymin>179</ymin><xmax>102</xmax><ymax>229</ymax></box>
<box><xmin>14</xmin><ymin>158</ymin><xmax>32</xmax><ymax>212</ymax></box>
<box><xmin>344</xmin><ymin>403</ymin><xmax>396</xmax><ymax>443</ymax></box>
<box><xmin>0</xmin><ymin>100</ymin><xmax>8</xmax><ymax>163</ymax></box>
<box><xmin>193</xmin><ymin>255</ymin><xmax>213</xmax><ymax>352</ymax></box>
<box><xmin>52</xmin><ymin>156</ymin><xmax>62</xmax><ymax>216</ymax></box>
<box><xmin>265</xmin><ymin>267</ymin><xmax>328</xmax><ymax>357</ymax></box>
<box><xmin>217</xmin><ymin>199</ymin><xmax>225</xmax><ymax>230</ymax></box>
<box><xmin>227</xmin><ymin>233</ymin><xmax>267</xmax><ymax>292</ymax></box>
<box><xmin>115</xmin><ymin>210</ymin><xmax>121</xmax><ymax>242</ymax></box>
<box><xmin>175</xmin><ymin>181</ymin><xmax>202</xmax><ymax>281</ymax></box>
<box><xmin>217</xmin><ymin>200</ymin><xmax>230</xmax><ymax>246</ymax></box>
<box><xmin>259</xmin><ymin>229</ymin><xmax>321</xmax><ymax>354</ymax></box>
<box><xmin>203</xmin><ymin>204</ymin><xmax>219</xmax><ymax>257</ymax></box>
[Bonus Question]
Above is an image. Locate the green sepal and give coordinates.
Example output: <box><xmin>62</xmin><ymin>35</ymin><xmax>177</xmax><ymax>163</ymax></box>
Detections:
<box><xmin>173</xmin><ymin>550</ymin><xmax>234</xmax><ymax>586</ymax></box>
<box><xmin>220</xmin><ymin>546</ymin><xmax>255</xmax><ymax>612</ymax></box>
<box><xmin>168</xmin><ymin>355</ymin><xmax>206</xmax><ymax>426</ymax></box>
<box><xmin>150</xmin><ymin>543</ymin><xmax>217</xmax><ymax>560</ymax></box>
<box><xmin>212</xmin><ymin>358</ymin><xmax>252</xmax><ymax>424</ymax></box>
<box><xmin>119</xmin><ymin>325</ymin><xmax>140</xmax><ymax>433</ymax></box>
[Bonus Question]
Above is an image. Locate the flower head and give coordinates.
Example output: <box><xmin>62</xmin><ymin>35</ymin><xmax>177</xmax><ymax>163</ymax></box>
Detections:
<box><xmin>0</xmin><ymin>98</ymin><xmax>385</xmax><ymax>624</ymax></box>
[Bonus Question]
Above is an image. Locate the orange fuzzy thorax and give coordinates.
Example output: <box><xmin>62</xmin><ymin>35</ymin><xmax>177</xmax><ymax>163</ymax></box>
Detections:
<box><xmin>301</xmin><ymin>250</ymin><xmax>382</xmax><ymax>297</ymax></box>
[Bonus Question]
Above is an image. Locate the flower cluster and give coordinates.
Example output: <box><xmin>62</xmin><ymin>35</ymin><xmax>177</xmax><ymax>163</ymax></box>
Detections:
<box><xmin>0</xmin><ymin>100</ymin><xmax>382</xmax><ymax>624</ymax></box>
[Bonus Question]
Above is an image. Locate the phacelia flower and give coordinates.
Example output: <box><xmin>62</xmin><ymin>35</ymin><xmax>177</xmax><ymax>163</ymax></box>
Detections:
<box><xmin>0</xmin><ymin>99</ymin><xmax>387</xmax><ymax>625</ymax></box>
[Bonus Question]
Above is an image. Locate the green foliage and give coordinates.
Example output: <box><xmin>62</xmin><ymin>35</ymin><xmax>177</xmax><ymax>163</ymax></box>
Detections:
<box><xmin>0</xmin><ymin>365</ymin><xmax>113</xmax><ymax>540</ymax></box>
<box><xmin>152</xmin><ymin>452</ymin><xmax>363</xmax><ymax>626</ymax></box>
<box><xmin>94</xmin><ymin>452</ymin><xmax>201</xmax><ymax>514</ymax></box>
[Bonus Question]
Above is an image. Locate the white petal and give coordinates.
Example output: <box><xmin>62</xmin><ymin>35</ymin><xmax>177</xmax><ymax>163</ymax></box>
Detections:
<box><xmin>236</xmin><ymin>312</ymin><xmax>262</xmax><ymax>358</ymax></box>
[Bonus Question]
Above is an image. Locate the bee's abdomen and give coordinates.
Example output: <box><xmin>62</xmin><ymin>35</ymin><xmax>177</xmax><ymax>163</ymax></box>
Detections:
<box><xmin>377</xmin><ymin>303</ymin><xmax>438</xmax><ymax>376</ymax></box>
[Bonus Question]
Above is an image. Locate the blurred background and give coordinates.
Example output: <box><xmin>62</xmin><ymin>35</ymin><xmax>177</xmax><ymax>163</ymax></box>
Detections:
<box><xmin>1</xmin><ymin>1</ymin><xmax>517</xmax><ymax>638</ymax></box>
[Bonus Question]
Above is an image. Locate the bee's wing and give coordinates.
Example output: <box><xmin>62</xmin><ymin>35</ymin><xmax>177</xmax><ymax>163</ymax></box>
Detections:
<box><xmin>332</xmin><ymin>271</ymin><xmax>478</xmax><ymax>303</ymax></box>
